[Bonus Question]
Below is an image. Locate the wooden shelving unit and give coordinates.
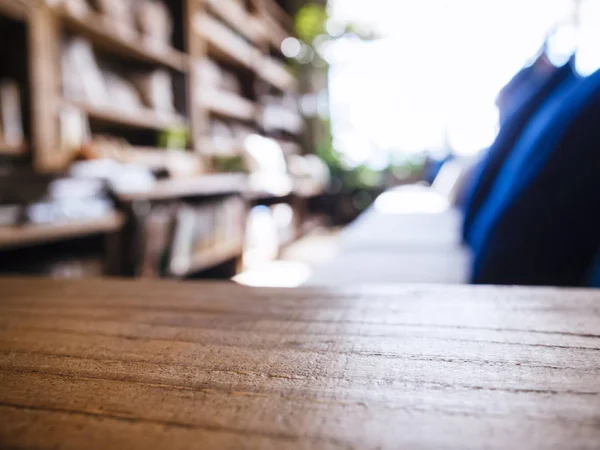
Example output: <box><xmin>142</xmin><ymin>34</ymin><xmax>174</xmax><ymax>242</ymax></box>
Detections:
<box><xmin>195</xmin><ymin>14</ymin><xmax>256</xmax><ymax>70</ymax></box>
<box><xmin>0</xmin><ymin>141</ymin><xmax>26</xmax><ymax>155</ymax></box>
<box><xmin>205</xmin><ymin>0</ymin><xmax>265</xmax><ymax>45</ymax></box>
<box><xmin>189</xmin><ymin>0</ymin><xmax>302</xmax><ymax>150</ymax></box>
<box><xmin>2</xmin><ymin>0</ymin><xmax>303</xmax><ymax>172</ymax></box>
<box><xmin>116</xmin><ymin>173</ymin><xmax>248</xmax><ymax>202</ymax></box>
<box><xmin>0</xmin><ymin>0</ymin><xmax>29</xmax><ymax>22</ymax></box>
<box><xmin>0</xmin><ymin>0</ymin><xmax>317</xmax><ymax>280</ymax></box>
<box><xmin>245</xmin><ymin>187</ymin><xmax>294</xmax><ymax>202</ymax></box>
<box><xmin>200</xmin><ymin>90</ymin><xmax>257</xmax><ymax>122</ymax></box>
<box><xmin>56</xmin><ymin>7</ymin><xmax>188</xmax><ymax>72</ymax></box>
<box><xmin>169</xmin><ymin>241</ymin><xmax>244</xmax><ymax>277</ymax></box>
<box><xmin>198</xmin><ymin>137</ymin><xmax>240</xmax><ymax>156</ymax></box>
<box><xmin>262</xmin><ymin>11</ymin><xmax>290</xmax><ymax>53</ymax></box>
<box><xmin>66</xmin><ymin>100</ymin><xmax>187</xmax><ymax>131</ymax></box>
<box><xmin>256</xmin><ymin>55</ymin><xmax>297</xmax><ymax>91</ymax></box>
<box><xmin>0</xmin><ymin>212</ymin><xmax>124</xmax><ymax>250</ymax></box>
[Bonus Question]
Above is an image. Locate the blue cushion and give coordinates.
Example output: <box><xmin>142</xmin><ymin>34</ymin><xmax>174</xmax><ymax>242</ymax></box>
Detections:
<box><xmin>470</xmin><ymin>68</ymin><xmax>600</xmax><ymax>286</ymax></box>
<box><xmin>587</xmin><ymin>254</ymin><xmax>600</xmax><ymax>287</ymax></box>
<box><xmin>462</xmin><ymin>63</ymin><xmax>575</xmax><ymax>245</ymax></box>
<box><xmin>424</xmin><ymin>154</ymin><xmax>453</xmax><ymax>185</ymax></box>
<box><xmin>497</xmin><ymin>65</ymin><xmax>540</xmax><ymax>126</ymax></box>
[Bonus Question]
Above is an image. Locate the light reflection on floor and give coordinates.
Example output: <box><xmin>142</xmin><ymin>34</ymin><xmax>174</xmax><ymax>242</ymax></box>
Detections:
<box><xmin>233</xmin><ymin>261</ymin><xmax>313</xmax><ymax>288</ymax></box>
<box><xmin>233</xmin><ymin>228</ymin><xmax>340</xmax><ymax>288</ymax></box>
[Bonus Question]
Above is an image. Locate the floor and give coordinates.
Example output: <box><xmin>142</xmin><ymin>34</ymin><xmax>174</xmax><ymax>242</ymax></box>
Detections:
<box><xmin>233</xmin><ymin>227</ymin><xmax>341</xmax><ymax>287</ymax></box>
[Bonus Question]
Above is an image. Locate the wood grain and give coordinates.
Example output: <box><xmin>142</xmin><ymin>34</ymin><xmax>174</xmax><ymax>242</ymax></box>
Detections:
<box><xmin>0</xmin><ymin>278</ymin><xmax>599</xmax><ymax>449</ymax></box>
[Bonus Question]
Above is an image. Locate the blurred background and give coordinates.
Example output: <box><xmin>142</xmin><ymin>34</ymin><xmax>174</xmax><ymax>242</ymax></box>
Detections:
<box><xmin>1</xmin><ymin>0</ymin><xmax>600</xmax><ymax>288</ymax></box>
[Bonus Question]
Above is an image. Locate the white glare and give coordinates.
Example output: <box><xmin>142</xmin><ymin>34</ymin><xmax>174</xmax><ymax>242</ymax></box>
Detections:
<box><xmin>233</xmin><ymin>262</ymin><xmax>312</xmax><ymax>288</ymax></box>
<box><xmin>327</xmin><ymin>0</ymin><xmax>576</xmax><ymax>163</ymax></box>
<box><xmin>281</xmin><ymin>37</ymin><xmax>302</xmax><ymax>58</ymax></box>
<box><xmin>375</xmin><ymin>187</ymin><xmax>450</xmax><ymax>215</ymax></box>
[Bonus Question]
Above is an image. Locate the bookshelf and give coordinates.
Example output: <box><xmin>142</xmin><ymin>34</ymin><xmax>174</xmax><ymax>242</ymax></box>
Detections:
<box><xmin>205</xmin><ymin>0</ymin><xmax>265</xmax><ymax>45</ymax></box>
<box><xmin>256</xmin><ymin>55</ymin><xmax>298</xmax><ymax>91</ymax></box>
<box><xmin>0</xmin><ymin>0</ymin><xmax>29</xmax><ymax>22</ymax></box>
<box><xmin>188</xmin><ymin>0</ymin><xmax>301</xmax><ymax>153</ymax></box>
<box><xmin>200</xmin><ymin>90</ymin><xmax>257</xmax><ymax>122</ymax></box>
<box><xmin>0</xmin><ymin>212</ymin><xmax>124</xmax><ymax>250</ymax></box>
<box><xmin>65</xmin><ymin>100</ymin><xmax>187</xmax><ymax>131</ymax></box>
<box><xmin>169</xmin><ymin>241</ymin><xmax>244</xmax><ymax>277</ymax></box>
<box><xmin>0</xmin><ymin>0</ymin><xmax>317</xmax><ymax>279</ymax></box>
<box><xmin>116</xmin><ymin>173</ymin><xmax>248</xmax><ymax>202</ymax></box>
<box><xmin>0</xmin><ymin>141</ymin><xmax>26</xmax><ymax>155</ymax></box>
<box><xmin>56</xmin><ymin>7</ymin><xmax>188</xmax><ymax>72</ymax></box>
<box><xmin>195</xmin><ymin>14</ymin><xmax>257</xmax><ymax>70</ymax></box>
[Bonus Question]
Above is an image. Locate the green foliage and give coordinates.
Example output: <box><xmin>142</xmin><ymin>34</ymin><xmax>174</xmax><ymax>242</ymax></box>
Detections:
<box><xmin>211</xmin><ymin>155</ymin><xmax>248</xmax><ymax>173</ymax></box>
<box><xmin>341</xmin><ymin>23</ymin><xmax>379</xmax><ymax>41</ymax></box>
<box><xmin>295</xmin><ymin>4</ymin><xmax>385</xmax><ymax>195</ymax></box>
<box><xmin>295</xmin><ymin>4</ymin><xmax>328</xmax><ymax>42</ymax></box>
<box><xmin>159</xmin><ymin>126</ymin><xmax>189</xmax><ymax>150</ymax></box>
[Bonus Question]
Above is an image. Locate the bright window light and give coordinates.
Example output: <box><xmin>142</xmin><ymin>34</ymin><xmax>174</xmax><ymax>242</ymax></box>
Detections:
<box><xmin>327</xmin><ymin>0</ymin><xmax>575</xmax><ymax>162</ymax></box>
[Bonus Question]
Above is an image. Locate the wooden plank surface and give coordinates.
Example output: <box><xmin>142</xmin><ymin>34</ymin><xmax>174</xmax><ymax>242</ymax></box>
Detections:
<box><xmin>0</xmin><ymin>278</ymin><xmax>599</xmax><ymax>449</ymax></box>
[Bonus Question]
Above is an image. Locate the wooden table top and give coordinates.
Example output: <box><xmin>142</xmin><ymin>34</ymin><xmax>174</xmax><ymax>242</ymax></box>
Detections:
<box><xmin>1</xmin><ymin>278</ymin><xmax>599</xmax><ymax>449</ymax></box>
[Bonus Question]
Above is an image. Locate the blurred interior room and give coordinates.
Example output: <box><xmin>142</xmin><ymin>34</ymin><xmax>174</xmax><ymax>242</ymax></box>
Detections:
<box><xmin>1</xmin><ymin>0</ymin><xmax>600</xmax><ymax>288</ymax></box>
<box><xmin>4</xmin><ymin>1</ymin><xmax>600</xmax><ymax>448</ymax></box>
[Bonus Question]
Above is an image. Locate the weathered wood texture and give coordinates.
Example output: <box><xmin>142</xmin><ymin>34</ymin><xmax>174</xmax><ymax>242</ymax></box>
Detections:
<box><xmin>0</xmin><ymin>278</ymin><xmax>599</xmax><ymax>449</ymax></box>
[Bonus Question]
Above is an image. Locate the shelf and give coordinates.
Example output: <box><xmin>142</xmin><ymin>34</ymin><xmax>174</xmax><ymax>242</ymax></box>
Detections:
<box><xmin>262</xmin><ymin>13</ymin><xmax>290</xmax><ymax>52</ymax></box>
<box><xmin>195</xmin><ymin>14</ymin><xmax>257</xmax><ymax>69</ymax></box>
<box><xmin>246</xmin><ymin>184</ymin><xmax>324</xmax><ymax>201</ymax></box>
<box><xmin>262</xmin><ymin>0</ymin><xmax>295</xmax><ymax>33</ymax></box>
<box><xmin>205</xmin><ymin>0</ymin><xmax>264</xmax><ymax>44</ymax></box>
<box><xmin>65</xmin><ymin>100</ymin><xmax>187</xmax><ymax>131</ymax></box>
<box><xmin>245</xmin><ymin>188</ymin><xmax>294</xmax><ymax>202</ymax></box>
<box><xmin>105</xmin><ymin>147</ymin><xmax>200</xmax><ymax>171</ymax></box>
<box><xmin>56</xmin><ymin>7</ymin><xmax>188</xmax><ymax>72</ymax></box>
<box><xmin>0</xmin><ymin>141</ymin><xmax>26</xmax><ymax>156</ymax></box>
<box><xmin>170</xmin><ymin>242</ymin><xmax>243</xmax><ymax>277</ymax></box>
<box><xmin>0</xmin><ymin>212</ymin><xmax>124</xmax><ymax>250</ymax></box>
<box><xmin>201</xmin><ymin>90</ymin><xmax>257</xmax><ymax>122</ymax></box>
<box><xmin>257</xmin><ymin>56</ymin><xmax>297</xmax><ymax>92</ymax></box>
<box><xmin>199</xmin><ymin>138</ymin><xmax>241</xmax><ymax>156</ymax></box>
<box><xmin>116</xmin><ymin>173</ymin><xmax>248</xmax><ymax>202</ymax></box>
<box><xmin>0</xmin><ymin>0</ymin><xmax>29</xmax><ymax>22</ymax></box>
<box><xmin>263</xmin><ymin>111</ymin><xmax>304</xmax><ymax>137</ymax></box>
